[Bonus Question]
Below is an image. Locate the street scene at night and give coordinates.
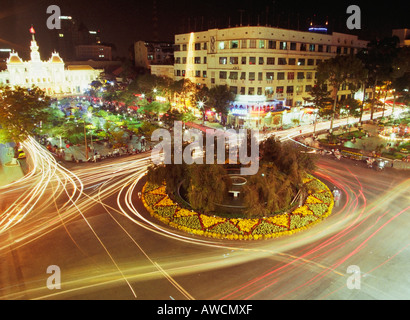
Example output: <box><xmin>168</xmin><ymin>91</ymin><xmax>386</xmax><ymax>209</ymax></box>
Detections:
<box><xmin>0</xmin><ymin>0</ymin><xmax>409</xmax><ymax>309</ymax></box>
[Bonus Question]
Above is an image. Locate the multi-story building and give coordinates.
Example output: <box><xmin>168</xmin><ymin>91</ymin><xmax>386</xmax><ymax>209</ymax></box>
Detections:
<box><xmin>134</xmin><ymin>40</ymin><xmax>174</xmax><ymax>70</ymax></box>
<box><xmin>75</xmin><ymin>44</ymin><xmax>112</xmax><ymax>61</ymax></box>
<box><xmin>0</xmin><ymin>27</ymin><xmax>102</xmax><ymax>96</ymax></box>
<box><xmin>173</xmin><ymin>26</ymin><xmax>369</xmax><ymax>127</ymax></box>
<box><xmin>392</xmin><ymin>29</ymin><xmax>410</xmax><ymax>47</ymax></box>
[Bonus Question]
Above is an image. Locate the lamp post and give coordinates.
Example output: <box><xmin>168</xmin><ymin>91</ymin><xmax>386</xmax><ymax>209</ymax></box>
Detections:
<box><xmin>83</xmin><ymin>119</ymin><xmax>88</xmax><ymax>161</ymax></box>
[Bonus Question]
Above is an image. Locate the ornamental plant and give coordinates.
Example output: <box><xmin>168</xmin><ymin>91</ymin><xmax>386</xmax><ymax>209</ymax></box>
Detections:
<box><xmin>141</xmin><ymin>173</ymin><xmax>334</xmax><ymax>240</ymax></box>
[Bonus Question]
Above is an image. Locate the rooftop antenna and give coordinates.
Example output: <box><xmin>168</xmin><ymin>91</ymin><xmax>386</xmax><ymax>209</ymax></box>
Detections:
<box><xmin>238</xmin><ymin>9</ymin><xmax>244</xmax><ymax>26</ymax></box>
<box><xmin>152</xmin><ymin>0</ymin><xmax>158</xmax><ymax>41</ymax></box>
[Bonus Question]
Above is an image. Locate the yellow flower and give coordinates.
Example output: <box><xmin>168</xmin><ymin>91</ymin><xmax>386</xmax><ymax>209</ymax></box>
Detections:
<box><xmin>292</xmin><ymin>205</ymin><xmax>313</xmax><ymax>216</ymax></box>
<box><xmin>237</xmin><ymin>219</ymin><xmax>259</xmax><ymax>233</ymax></box>
<box><xmin>305</xmin><ymin>195</ymin><xmax>323</xmax><ymax>204</ymax></box>
<box><xmin>200</xmin><ymin>214</ymin><xmax>227</xmax><ymax>229</ymax></box>
<box><xmin>265</xmin><ymin>214</ymin><xmax>289</xmax><ymax>228</ymax></box>
<box><xmin>154</xmin><ymin>196</ymin><xmax>176</xmax><ymax>207</ymax></box>
<box><xmin>174</xmin><ymin>208</ymin><xmax>197</xmax><ymax>217</ymax></box>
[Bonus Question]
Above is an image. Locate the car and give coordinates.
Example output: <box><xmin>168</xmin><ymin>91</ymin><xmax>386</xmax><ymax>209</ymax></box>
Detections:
<box><xmin>17</xmin><ymin>149</ymin><xmax>26</xmax><ymax>159</ymax></box>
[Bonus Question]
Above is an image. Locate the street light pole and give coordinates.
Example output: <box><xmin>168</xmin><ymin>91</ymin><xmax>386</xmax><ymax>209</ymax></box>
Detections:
<box><xmin>83</xmin><ymin>120</ymin><xmax>88</xmax><ymax>161</ymax></box>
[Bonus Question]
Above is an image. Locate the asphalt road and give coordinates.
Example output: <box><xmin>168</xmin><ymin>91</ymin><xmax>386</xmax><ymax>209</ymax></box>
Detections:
<box><xmin>0</xmin><ymin>132</ymin><xmax>409</xmax><ymax>301</ymax></box>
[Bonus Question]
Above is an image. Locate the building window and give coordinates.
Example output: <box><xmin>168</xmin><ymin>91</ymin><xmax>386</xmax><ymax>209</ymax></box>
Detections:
<box><xmin>307</xmin><ymin>59</ymin><xmax>314</xmax><ymax>65</ymax></box>
<box><xmin>258</xmin><ymin>57</ymin><xmax>264</xmax><ymax>64</ymax></box>
<box><xmin>249</xmin><ymin>39</ymin><xmax>256</xmax><ymax>48</ymax></box>
<box><xmin>267</xmin><ymin>57</ymin><xmax>275</xmax><ymax>65</ymax></box>
<box><xmin>248</xmin><ymin>87</ymin><xmax>255</xmax><ymax>95</ymax></box>
<box><xmin>287</xmin><ymin>86</ymin><xmax>294</xmax><ymax>93</ymax></box>
<box><xmin>305</xmin><ymin>85</ymin><xmax>312</xmax><ymax>92</ymax></box>
<box><xmin>297</xmin><ymin>72</ymin><xmax>304</xmax><ymax>79</ymax></box>
<box><xmin>182</xmin><ymin>57</ymin><xmax>187</xmax><ymax>64</ymax></box>
<box><xmin>203</xmin><ymin>70</ymin><xmax>207</xmax><ymax>77</ymax></box>
<box><xmin>203</xmin><ymin>57</ymin><xmax>207</xmax><ymax>64</ymax></box>
<box><xmin>241</xmin><ymin>56</ymin><xmax>247</xmax><ymax>64</ymax></box>
<box><xmin>288</xmin><ymin>72</ymin><xmax>294</xmax><ymax>80</ymax></box>
<box><xmin>229</xmin><ymin>57</ymin><xmax>239</xmax><ymax>64</ymax></box>
<box><xmin>257</xmin><ymin>87</ymin><xmax>262</xmax><ymax>95</ymax></box>
<box><xmin>259</xmin><ymin>40</ymin><xmax>265</xmax><ymax>48</ymax></box>
<box><xmin>309</xmin><ymin>44</ymin><xmax>315</xmax><ymax>52</ymax></box>
<box><xmin>195</xmin><ymin>43</ymin><xmax>201</xmax><ymax>50</ymax></box>
<box><xmin>300</xmin><ymin>43</ymin><xmax>306</xmax><ymax>51</ymax></box>
<box><xmin>249</xmin><ymin>57</ymin><xmax>256</xmax><ymax>65</ymax></box>
<box><xmin>182</xmin><ymin>44</ymin><xmax>187</xmax><ymax>51</ymax></box>
<box><xmin>249</xmin><ymin>72</ymin><xmax>255</xmax><ymax>81</ymax></box>
<box><xmin>194</xmin><ymin>57</ymin><xmax>201</xmax><ymax>64</ymax></box>
<box><xmin>195</xmin><ymin>70</ymin><xmax>201</xmax><ymax>77</ymax></box>
<box><xmin>279</xmin><ymin>41</ymin><xmax>287</xmax><ymax>50</ymax></box>
<box><xmin>298</xmin><ymin>58</ymin><xmax>305</xmax><ymax>66</ymax></box>
<box><xmin>240</xmin><ymin>72</ymin><xmax>246</xmax><ymax>80</ymax></box>
<box><xmin>318</xmin><ymin>44</ymin><xmax>323</xmax><ymax>52</ymax></box>
<box><xmin>175</xmin><ymin>57</ymin><xmax>181</xmax><ymax>64</ymax></box>
<box><xmin>219</xmin><ymin>57</ymin><xmax>227</xmax><ymax>64</ymax></box>
<box><xmin>203</xmin><ymin>42</ymin><xmax>207</xmax><ymax>50</ymax></box>
<box><xmin>266</xmin><ymin>72</ymin><xmax>274</xmax><ymax>80</ymax></box>
<box><xmin>230</xmin><ymin>86</ymin><xmax>238</xmax><ymax>94</ymax></box>
<box><xmin>276</xmin><ymin>86</ymin><xmax>284</xmax><ymax>93</ymax></box>
<box><xmin>277</xmin><ymin>72</ymin><xmax>285</xmax><ymax>80</ymax></box>
<box><xmin>219</xmin><ymin>71</ymin><xmax>227</xmax><ymax>79</ymax></box>
<box><xmin>268</xmin><ymin>40</ymin><xmax>276</xmax><ymax>49</ymax></box>
<box><xmin>278</xmin><ymin>57</ymin><xmax>287</xmax><ymax>65</ymax></box>
<box><xmin>231</xmin><ymin>40</ymin><xmax>239</xmax><ymax>49</ymax></box>
<box><xmin>240</xmin><ymin>87</ymin><xmax>245</xmax><ymax>94</ymax></box>
<box><xmin>229</xmin><ymin>72</ymin><xmax>238</xmax><ymax>80</ymax></box>
<box><xmin>219</xmin><ymin>41</ymin><xmax>226</xmax><ymax>50</ymax></box>
<box><xmin>290</xmin><ymin>42</ymin><xmax>297</xmax><ymax>50</ymax></box>
<box><xmin>258</xmin><ymin>72</ymin><xmax>263</xmax><ymax>81</ymax></box>
<box><xmin>241</xmin><ymin>40</ymin><xmax>247</xmax><ymax>49</ymax></box>
<box><xmin>288</xmin><ymin>58</ymin><xmax>296</xmax><ymax>65</ymax></box>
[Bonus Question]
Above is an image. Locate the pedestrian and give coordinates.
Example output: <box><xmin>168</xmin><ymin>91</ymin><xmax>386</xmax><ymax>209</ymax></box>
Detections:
<box><xmin>332</xmin><ymin>187</ymin><xmax>341</xmax><ymax>207</ymax></box>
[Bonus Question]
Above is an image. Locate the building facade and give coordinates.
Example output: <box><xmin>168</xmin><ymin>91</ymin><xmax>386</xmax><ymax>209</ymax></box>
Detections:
<box><xmin>134</xmin><ymin>41</ymin><xmax>174</xmax><ymax>70</ymax></box>
<box><xmin>0</xmin><ymin>28</ymin><xmax>102</xmax><ymax>96</ymax></box>
<box><xmin>173</xmin><ymin>26</ymin><xmax>369</xmax><ymax>127</ymax></box>
<box><xmin>75</xmin><ymin>44</ymin><xmax>112</xmax><ymax>61</ymax></box>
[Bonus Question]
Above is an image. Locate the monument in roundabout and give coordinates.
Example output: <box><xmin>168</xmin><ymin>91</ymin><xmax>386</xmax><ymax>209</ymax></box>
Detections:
<box><xmin>141</xmin><ymin>135</ymin><xmax>334</xmax><ymax>240</ymax></box>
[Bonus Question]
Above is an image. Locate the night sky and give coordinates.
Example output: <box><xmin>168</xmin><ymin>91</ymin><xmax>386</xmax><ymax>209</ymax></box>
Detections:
<box><xmin>0</xmin><ymin>0</ymin><xmax>408</xmax><ymax>59</ymax></box>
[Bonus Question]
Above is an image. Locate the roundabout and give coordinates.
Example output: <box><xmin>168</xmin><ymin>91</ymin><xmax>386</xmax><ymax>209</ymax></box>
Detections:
<box><xmin>140</xmin><ymin>174</ymin><xmax>334</xmax><ymax>240</ymax></box>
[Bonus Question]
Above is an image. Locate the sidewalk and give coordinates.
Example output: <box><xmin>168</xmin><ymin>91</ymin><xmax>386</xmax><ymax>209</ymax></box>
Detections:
<box><xmin>44</xmin><ymin>134</ymin><xmax>149</xmax><ymax>164</ymax></box>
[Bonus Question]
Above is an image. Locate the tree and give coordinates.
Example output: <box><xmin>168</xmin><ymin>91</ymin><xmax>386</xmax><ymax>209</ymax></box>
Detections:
<box><xmin>207</xmin><ymin>85</ymin><xmax>235</xmax><ymax>125</ymax></box>
<box><xmin>317</xmin><ymin>55</ymin><xmax>366</xmax><ymax>132</ymax></box>
<box><xmin>339</xmin><ymin>98</ymin><xmax>361</xmax><ymax>129</ymax></box>
<box><xmin>187</xmin><ymin>164</ymin><xmax>232</xmax><ymax>213</ymax></box>
<box><xmin>356</xmin><ymin>36</ymin><xmax>400</xmax><ymax>119</ymax></box>
<box><xmin>0</xmin><ymin>86</ymin><xmax>50</xmax><ymax>144</ymax></box>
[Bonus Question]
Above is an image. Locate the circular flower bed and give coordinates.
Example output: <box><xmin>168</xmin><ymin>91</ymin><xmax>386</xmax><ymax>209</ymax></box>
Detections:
<box><xmin>141</xmin><ymin>174</ymin><xmax>334</xmax><ymax>240</ymax></box>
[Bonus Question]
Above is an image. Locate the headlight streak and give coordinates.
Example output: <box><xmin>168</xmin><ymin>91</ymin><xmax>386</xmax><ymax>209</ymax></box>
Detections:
<box><xmin>0</xmin><ymin>106</ymin><xmax>407</xmax><ymax>300</ymax></box>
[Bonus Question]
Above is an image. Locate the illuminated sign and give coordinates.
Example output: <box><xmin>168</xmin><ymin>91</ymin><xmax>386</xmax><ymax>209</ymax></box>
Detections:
<box><xmin>231</xmin><ymin>108</ymin><xmax>248</xmax><ymax>115</ymax></box>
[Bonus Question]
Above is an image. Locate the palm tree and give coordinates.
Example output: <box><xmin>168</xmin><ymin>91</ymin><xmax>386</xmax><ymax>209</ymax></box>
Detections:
<box><xmin>356</xmin><ymin>36</ymin><xmax>400</xmax><ymax>120</ymax></box>
<box><xmin>317</xmin><ymin>55</ymin><xmax>366</xmax><ymax>132</ymax></box>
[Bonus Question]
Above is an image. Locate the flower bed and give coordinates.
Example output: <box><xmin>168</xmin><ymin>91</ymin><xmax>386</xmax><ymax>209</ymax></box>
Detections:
<box><xmin>141</xmin><ymin>174</ymin><xmax>334</xmax><ymax>240</ymax></box>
